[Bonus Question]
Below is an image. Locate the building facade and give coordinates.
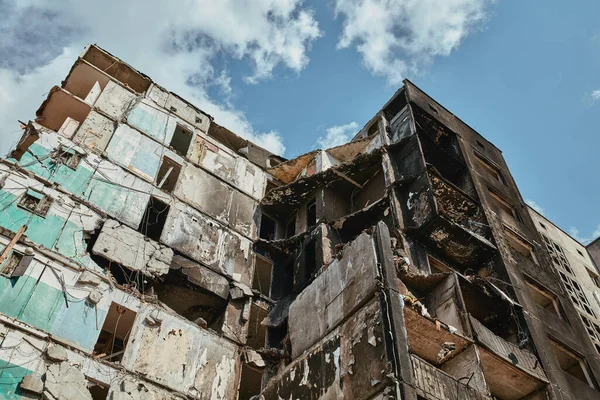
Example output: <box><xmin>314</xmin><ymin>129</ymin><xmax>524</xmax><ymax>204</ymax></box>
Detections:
<box><xmin>0</xmin><ymin>44</ymin><xmax>598</xmax><ymax>400</ymax></box>
<box><xmin>528</xmin><ymin>207</ymin><xmax>600</xmax><ymax>355</ymax></box>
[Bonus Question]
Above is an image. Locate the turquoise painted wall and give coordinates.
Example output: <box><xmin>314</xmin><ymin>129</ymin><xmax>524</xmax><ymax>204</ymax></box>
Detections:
<box><xmin>128</xmin><ymin>105</ymin><xmax>169</xmax><ymax>143</ymax></box>
<box><xmin>15</xmin><ymin>142</ymin><xmax>94</xmax><ymax>196</ymax></box>
<box><xmin>0</xmin><ymin>191</ymin><xmax>91</xmax><ymax>267</ymax></box>
<box><xmin>0</xmin><ymin>273</ymin><xmax>105</xmax><ymax>352</ymax></box>
<box><xmin>0</xmin><ymin>359</ymin><xmax>33</xmax><ymax>399</ymax></box>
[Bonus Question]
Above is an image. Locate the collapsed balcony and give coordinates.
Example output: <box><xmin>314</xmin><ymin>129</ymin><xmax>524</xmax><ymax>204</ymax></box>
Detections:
<box><xmin>402</xmin><ymin>171</ymin><xmax>495</xmax><ymax>269</ymax></box>
<box><xmin>261</xmin><ymin>150</ymin><xmax>384</xmax><ymax>230</ymax></box>
<box><xmin>401</xmin><ymin>272</ymin><xmax>549</xmax><ymax>400</ymax></box>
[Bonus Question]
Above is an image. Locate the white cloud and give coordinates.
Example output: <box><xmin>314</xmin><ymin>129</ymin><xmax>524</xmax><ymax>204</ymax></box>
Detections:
<box><xmin>334</xmin><ymin>0</ymin><xmax>492</xmax><ymax>84</ymax></box>
<box><xmin>569</xmin><ymin>225</ymin><xmax>600</xmax><ymax>245</ymax></box>
<box><xmin>592</xmin><ymin>90</ymin><xmax>600</xmax><ymax>103</ymax></box>
<box><xmin>0</xmin><ymin>0</ymin><xmax>322</xmax><ymax>156</ymax></box>
<box><xmin>316</xmin><ymin>121</ymin><xmax>359</xmax><ymax>148</ymax></box>
<box><xmin>525</xmin><ymin>199</ymin><xmax>544</xmax><ymax>215</ymax></box>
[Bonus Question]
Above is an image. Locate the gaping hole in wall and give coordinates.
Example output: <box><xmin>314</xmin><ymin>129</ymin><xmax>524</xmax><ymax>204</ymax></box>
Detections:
<box><xmin>285</xmin><ymin>214</ymin><xmax>296</xmax><ymax>238</ymax></box>
<box><xmin>82</xmin><ymin>46</ymin><xmax>151</xmax><ymax>93</ymax></box>
<box><xmin>156</xmin><ymin>157</ymin><xmax>181</xmax><ymax>193</ymax></box>
<box><xmin>170</xmin><ymin>124</ymin><xmax>193</xmax><ymax>157</ymax></box>
<box><xmin>138</xmin><ymin>197</ymin><xmax>170</xmax><ymax>242</ymax></box>
<box><xmin>88</xmin><ymin>381</ymin><xmax>109</xmax><ymax>400</ymax></box>
<box><xmin>253</xmin><ymin>255</ymin><xmax>273</xmax><ymax>297</ymax></box>
<box><xmin>259</xmin><ymin>214</ymin><xmax>276</xmax><ymax>240</ymax></box>
<box><xmin>36</xmin><ymin>88</ymin><xmax>90</xmax><ymax>134</ymax></box>
<box><xmin>304</xmin><ymin>239</ymin><xmax>318</xmax><ymax>282</ymax></box>
<box><xmin>62</xmin><ymin>61</ymin><xmax>110</xmax><ymax>104</ymax></box>
<box><xmin>418</xmin><ymin>134</ymin><xmax>475</xmax><ymax>197</ymax></box>
<box><xmin>18</xmin><ymin>189</ymin><xmax>52</xmax><ymax>217</ymax></box>
<box><xmin>265</xmin><ymin>180</ymin><xmax>278</xmax><ymax>197</ymax></box>
<box><xmin>94</xmin><ymin>302</ymin><xmax>136</xmax><ymax>363</ymax></box>
<box><xmin>247</xmin><ymin>304</ymin><xmax>268</xmax><ymax>349</ymax></box>
<box><xmin>306</xmin><ymin>198</ymin><xmax>317</xmax><ymax>228</ymax></box>
<box><xmin>550</xmin><ymin>338</ymin><xmax>596</xmax><ymax>388</ymax></box>
<box><xmin>383</xmin><ymin>89</ymin><xmax>408</xmax><ymax>122</ymax></box>
<box><xmin>461</xmin><ymin>279</ymin><xmax>525</xmax><ymax>347</ymax></box>
<box><xmin>524</xmin><ymin>277</ymin><xmax>563</xmax><ymax>319</ymax></box>
<box><xmin>54</xmin><ymin>146</ymin><xmax>83</xmax><ymax>170</ymax></box>
<box><xmin>267</xmin><ymin>323</ymin><xmax>288</xmax><ymax>350</ymax></box>
<box><xmin>270</xmin><ymin>259</ymin><xmax>294</xmax><ymax>301</ymax></box>
<box><xmin>152</xmin><ymin>269</ymin><xmax>227</xmax><ymax>329</ymax></box>
<box><xmin>238</xmin><ymin>364</ymin><xmax>263</xmax><ymax>400</ymax></box>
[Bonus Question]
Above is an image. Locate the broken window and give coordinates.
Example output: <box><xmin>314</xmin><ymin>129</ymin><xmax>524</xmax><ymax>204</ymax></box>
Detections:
<box><xmin>285</xmin><ymin>214</ymin><xmax>296</xmax><ymax>238</ymax></box>
<box><xmin>259</xmin><ymin>214</ymin><xmax>276</xmax><ymax>240</ymax></box>
<box><xmin>247</xmin><ymin>304</ymin><xmax>268</xmax><ymax>349</ymax></box>
<box><xmin>155</xmin><ymin>157</ymin><xmax>181</xmax><ymax>193</ymax></box>
<box><xmin>170</xmin><ymin>124</ymin><xmax>193</xmax><ymax>157</ymax></box>
<box><xmin>580</xmin><ymin>314</ymin><xmax>600</xmax><ymax>354</ymax></box>
<box><xmin>55</xmin><ymin>146</ymin><xmax>83</xmax><ymax>169</ymax></box>
<box><xmin>253</xmin><ymin>255</ymin><xmax>273</xmax><ymax>297</ymax></box>
<box><xmin>427</xmin><ymin>255</ymin><xmax>452</xmax><ymax>274</ymax></box>
<box><xmin>138</xmin><ymin>197</ymin><xmax>170</xmax><ymax>242</ymax></box>
<box><xmin>475</xmin><ymin>153</ymin><xmax>504</xmax><ymax>183</ymax></box>
<box><xmin>306</xmin><ymin>198</ymin><xmax>317</xmax><ymax>228</ymax></box>
<box><xmin>0</xmin><ymin>250</ymin><xmax>33</xmax><ymax>277</ymax></box>
<box><xmin>238</xmin><ymin>364</ymin><xmax>263</xmax><ymax>400</ymax></box>
<box><xmin>505</xmin><ymin>228</ymin><xmax>536</xmax><ymax>263</ymax></box>
<box><xmin>525</xmin><ymin>277</ymin><xmax>562</xmax><ymax>318</ymax></box>
<box><xmin>489</xmin><ymin>189</ymin><xmax>519</xmax><ymax>222</ymax></box>
<box><xmin>94</xmin><ymin>302</ymin><xmax>136</xmax><ymax>363</ymax></box>
<box><xmin>550</xmin><ymin>338</ymin><xmax>596</xmax><ymax>388</ymax></box>
<box><xmin>18</xmin><ymin>189</ymin><xmax>52</xmax><ymax>217</ymax></box>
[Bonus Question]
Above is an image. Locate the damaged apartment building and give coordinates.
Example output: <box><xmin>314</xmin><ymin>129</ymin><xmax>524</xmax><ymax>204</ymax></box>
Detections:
<box><xmin>0</xmin><ymin>44</ymin><xmax>598</xmax><ymax>400</ymax></box>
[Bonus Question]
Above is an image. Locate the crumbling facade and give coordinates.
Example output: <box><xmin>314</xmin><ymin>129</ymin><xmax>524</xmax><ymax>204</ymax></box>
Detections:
<box><xmin>0</xmin><ymin>44</ymin><xmax>598</xmax><ymax>400</ymax></box>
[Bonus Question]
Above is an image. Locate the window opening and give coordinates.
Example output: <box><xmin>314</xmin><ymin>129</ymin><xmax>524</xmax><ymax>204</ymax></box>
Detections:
<box><xmin>306</xmin><ymin>197</ymin><xmax>317</xmax><ymax>228</ymax></box>
<box><xmin>238</xmin><ymin>364</ymin><xmax>263</xmax><ymax>400</ymax></box>
<box><xmin>156</xmin><ymin>157</ymin><xmax>181</xmax><ymax>193</ymax></box>
<box><xmin>524</xmin><ymin>277</ymin><xmax>562</xmax><ymax>318</ymax></box>
<box><xmin>138</xmin><ymin>197</ymin><xmax>170</xmax><ymax>242</ymax></box>
<box><xmin>259</xmin><ymin>214</ymin><xmax>276</xmax><ymax>240</ymax></box>
<box><xmin>285</xmin><ymin>215</ymin><xmax>296</xmax><ymax>238</ymax></box>
<box><xmin>253</xmin><ymin>256</ymin><xmax>273</xmax><ymax>297</ymax></box>
<box><xmin>475</xmin><ymin>153</ymin><xmax>504</xmax><ymax>183</ymax></box>
<box><xmin>18</xmin><ymin>189</ymin><xmax>51</xmax><ymax>217</ymax></box>
<box><xmin>550</xmin><ymin>338</ymin><xmax>596</xmax><ymax>388</ymax></box>
<box><xmin>93</xmin><ymin>303</ymin><xmax>136</xmax><ymax>363</ymax></box>
<box><xmin>170</xmin><ymin>124</ymin><xmax>193</xmax><ymax>157</ymax></box>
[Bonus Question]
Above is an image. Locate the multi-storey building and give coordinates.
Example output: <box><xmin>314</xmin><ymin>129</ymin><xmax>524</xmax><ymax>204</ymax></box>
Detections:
<box><xmin>528</xmin><ymin>207</ymin><xmax>600</xmax><ymax>355</ymax></box>
<box><xmin>0</xmin><ymin>44</ymin><xmax>598</xmax><ymax>400</ymax></box>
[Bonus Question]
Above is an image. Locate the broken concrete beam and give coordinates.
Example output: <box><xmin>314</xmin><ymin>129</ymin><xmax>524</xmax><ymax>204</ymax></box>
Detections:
<box><xmin>77</xmin><ymin>270</ymin><xmax>102</xmax><ymax>286</ymax></box>
<box><xmin>171</xmin><ymin>254</ymin><xmax>229</xmax><ymax>299</ymax></box>
<box><xmin>245</xmin><ymin>349</ymin><xmax>266</xmax><ymax>368</ymax></box>
<box><xmin>20</xmin><ymin>374</ymin><xmax>44</xmax><ymax>394</ymax></box>
<box><xmin>92</xmin><ymin>219</ymin><xmax>173</xmax><ymax>277</ymax></box>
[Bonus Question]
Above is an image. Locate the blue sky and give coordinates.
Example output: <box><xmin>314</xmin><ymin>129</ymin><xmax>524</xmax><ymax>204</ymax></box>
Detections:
<box><xmin>0</xmin><ymin>0</ymin><xmax>599</xmax><ymax>241</ymax></box>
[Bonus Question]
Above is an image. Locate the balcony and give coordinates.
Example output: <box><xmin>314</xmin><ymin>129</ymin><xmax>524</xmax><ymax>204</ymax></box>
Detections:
<box><xmin>470</xmin><ymin>316</ymin><xmax>548</xmax><ymax>400</ymax></box>
<box><xmin>403</xmin><ymin>171</ymin><xmax>496</xmax><ymax>268</ymax></box>
<box><xmin>411</xmin><ymin>354</ymin><xmax>492</xmax><ymax>400</ymax></box>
